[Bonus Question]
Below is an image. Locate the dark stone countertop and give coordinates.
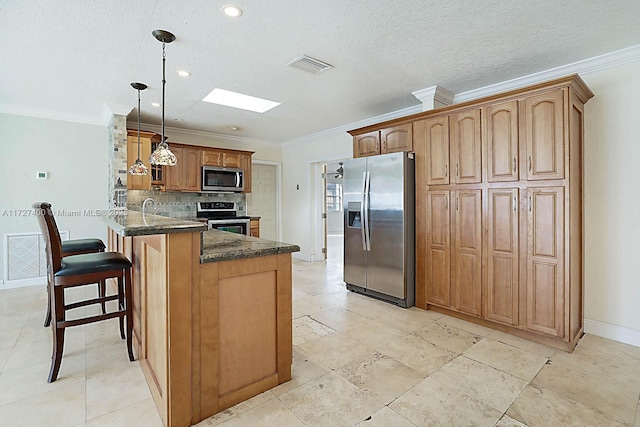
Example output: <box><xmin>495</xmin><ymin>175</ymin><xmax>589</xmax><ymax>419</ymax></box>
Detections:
<box><xmin>103</xmin><ymin>210</ymin><xmax>207</xmax><ymax>237</ymax></box>
<box><xmin>201</xmin><ymin>229</ymin><xmax>300</xmax><ymax>263</ymax></box>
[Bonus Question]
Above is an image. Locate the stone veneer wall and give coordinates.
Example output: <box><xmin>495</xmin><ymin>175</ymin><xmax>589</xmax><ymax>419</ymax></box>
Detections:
<box><xmin>108</xmin><ymin>114</ymin><xmax>129</xmax><ymax>209</ymax></box>
<box><xmin>127</xmin><ymin>190</ymin><xmax>247</xmax><ymax>218</ymax></box>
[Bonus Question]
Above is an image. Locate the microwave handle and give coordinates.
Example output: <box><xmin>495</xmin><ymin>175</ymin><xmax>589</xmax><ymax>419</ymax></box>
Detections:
<box><xmin>235</xmin><ymin>172</ymin><xmax>240</xmax><ymax>187</ymax></box>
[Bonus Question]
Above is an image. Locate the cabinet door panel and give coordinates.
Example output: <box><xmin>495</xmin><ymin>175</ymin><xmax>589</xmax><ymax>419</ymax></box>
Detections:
<box><xmin>452</xmin><ymin>190</ymin><xmax>482</xmax><ymax>316</ymax></box>
<box><xmin>426</xmin><ymin>117</ymin><xmax>450</xmax><ymax>185</ymax></box>
<box><xmin>184</xmin><ymin>149</ymin><xmax>201</xmax><ymax>191</ymax></box>
<box><xmin>164</xmin><ymin>147</ymin><xmax>184</xmax><ymax>191</ymax></box>
<box><xmin>426</xmin><ymin>191</ymin><xmax>450</xmax><ymax>307</ymax></box>
<box><xmin>223</xmin><ymin>152</ymin><xmax>242</xmax><ymax>168</ymax></box>
<box><xmin>451</xmin><ymin>109</ymin><xmax>481</xmax><ymax>184</ymax></box>
<box><xmin>525</xmin><ymin>90</ymin><xmax>565</xmax><ymax>180</ymax></box>
<box><xmin>526</xmin><ymin>187</ymin><xmax>564</xmax><ymax>337</ymax></box>
<box><xmin>486</xmin><ymin>101</ymin><xmax>519</xmax><ymax>182</ymax></box>
<box><xmin>487</xmin><ymin>189</ymin><xmax>519</xmax><ymax>325</ymax></box>
<box><xmin>353</xmin><ymin>131</ymin><xmax>380</xmax><ymax>157</ymax></box>
<box><xmin>127</xmin><ymin>135</ymin><xmax>152</xmax><ymax>190</ymax></box>
<box><xmin>202</xmin><ymin>150</ymin><xmax>222</xmax><ymax>166</ymax></box>
<box><xmin>381</xmin><ymin>124</ymin><xmax>412</xmax><ymax>154</ymax></box>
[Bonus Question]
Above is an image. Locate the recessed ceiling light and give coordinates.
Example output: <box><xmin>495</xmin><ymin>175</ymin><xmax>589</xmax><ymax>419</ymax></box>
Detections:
<box><xmin>177</xmin><ymin>70</ymin><xmax>191</xmax><ymax>77</ymax></box>
<box><xmin>231</xmin><ymin>126</ymin><xmax>240</xmax><ymax>131</ymax></box>
<box><xmin>173</xmin><ymin>118</ymin><xmax>183</xmax><ymax>121</ymax></box>
<box><xmin>151</xmin><ymin>102</ymin><xmax>161</xmax><ymax>107</ymax></box>
<box><xmin>222</xmin><ymin>5</ymin><xmax>242</xmax><ymax>17</ymax></box>
<box><xmin>202</xmin><ymin>88</ymin><xmax>280</xmax><ymax>113</ymax></box>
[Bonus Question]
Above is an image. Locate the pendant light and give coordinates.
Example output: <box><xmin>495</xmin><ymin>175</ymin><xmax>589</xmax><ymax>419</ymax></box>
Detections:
<box><xmin>149</xmin><ymin>29</ymin><xmax>177</xmax><ymax>166</ymax></box>
<box><xmin>128</xmin><ymin>82</ymin><xmax>149</xmax><ymax>176</ymax></box>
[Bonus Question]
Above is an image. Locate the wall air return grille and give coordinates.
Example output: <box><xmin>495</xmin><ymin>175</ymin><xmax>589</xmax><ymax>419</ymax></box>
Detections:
<box><xmin>287</xmin><ymin>54</ymin><xmax>333</xmax><ymax>74</ymax></box>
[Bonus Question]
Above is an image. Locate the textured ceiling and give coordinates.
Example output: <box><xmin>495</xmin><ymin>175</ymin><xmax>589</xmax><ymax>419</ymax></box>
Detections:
<box><xmin>1</xmin><ymin>0</ymin><xmax>639</xmax><ymax>144</ymax></box>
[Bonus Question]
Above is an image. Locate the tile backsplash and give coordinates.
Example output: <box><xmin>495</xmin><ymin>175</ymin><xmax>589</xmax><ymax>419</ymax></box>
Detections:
<box><xmin>127</xmin><ymin>190</ymin><xmax>246</xmax><ymax>218</ymax></box>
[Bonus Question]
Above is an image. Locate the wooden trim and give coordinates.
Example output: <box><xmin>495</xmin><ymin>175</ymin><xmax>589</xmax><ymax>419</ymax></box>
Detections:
<box><xmin>218</xmin><ymin>255</ymin><xmax>278</xmax><ymax>279</ymax></box>
<box><xmin>198</xmin><ymin>262</ymin><xmax>220</xmax><ymax>420</ymax></box>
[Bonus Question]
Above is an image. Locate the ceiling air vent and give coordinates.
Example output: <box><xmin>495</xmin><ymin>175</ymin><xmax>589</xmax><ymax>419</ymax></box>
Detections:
<box><xmin>287</xmin><ymin>54</ymin><xmax>333</xmax><ymax>74</ymax></box>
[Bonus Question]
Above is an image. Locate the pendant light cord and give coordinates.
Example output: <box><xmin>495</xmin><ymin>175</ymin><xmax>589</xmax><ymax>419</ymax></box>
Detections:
<box><xmin>161</xmin><ymin>41</ymin><xmax>166</xmax><ymax>147</ymax></box>
<box><xmin>137</xmin><ymin>87</ymin><xmax>142</xmax><ymax>160</ymax></box>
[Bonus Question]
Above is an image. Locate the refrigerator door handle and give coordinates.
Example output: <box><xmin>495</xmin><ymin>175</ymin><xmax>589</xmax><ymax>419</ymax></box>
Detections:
<box><xmin>364</xmin><ymin>171</ymin><xmax>371</xmax><ymax>251</ymax></box>
<box><xmin>361</xmin><ymin>171</ymin><xmax>367</xmax><ymax>251</ymax></box>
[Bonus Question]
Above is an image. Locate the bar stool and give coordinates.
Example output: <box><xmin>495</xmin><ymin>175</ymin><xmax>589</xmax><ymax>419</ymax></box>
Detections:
<box><xmin>44</xmin><ymin>238</ymin><xmax>106</xmax><ymax>327</ymax></box>
<box><xmin>33</xmin><ymin>202</ymin><xmax>134</xmax><ymax>382</ymax></box>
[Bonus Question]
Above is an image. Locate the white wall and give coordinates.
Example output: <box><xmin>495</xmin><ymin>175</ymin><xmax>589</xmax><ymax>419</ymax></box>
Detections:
<box><xmin>582</xmin><ymin>61</ymin><xmax>640</xmax><ymax>338</ymax></box>
<box><xmin>0</xmin><ymin>113</ymin><xmax>109</xmax><ymax>284</ymax></box>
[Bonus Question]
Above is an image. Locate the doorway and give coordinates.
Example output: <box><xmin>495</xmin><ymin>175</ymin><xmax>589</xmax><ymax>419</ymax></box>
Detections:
<box><xmin>325</xmin><ymin>161</ymin><xmax>344</xmax><ymax>263</ymax></box>
<box><xmin>247</xmin><ymin>162</ymin><xmax>281</xmax><ymax>241</ymax></box>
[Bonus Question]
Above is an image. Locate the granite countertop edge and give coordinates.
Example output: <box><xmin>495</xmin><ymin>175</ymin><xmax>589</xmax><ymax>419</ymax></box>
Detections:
<box><xmin>200</xmin><ymin>230</ymin><xmax>300</xmax><ymax>264</ymax></box>
<box><xmin>103</xmin><ymin>211</ymin><xmax>207</xmax><ymax>237</ymax></box>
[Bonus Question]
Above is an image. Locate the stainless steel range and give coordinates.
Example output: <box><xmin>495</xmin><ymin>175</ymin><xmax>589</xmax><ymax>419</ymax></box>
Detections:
<box><xmin>196</xmin><ymin>202</ymin><xmax>250</xmax><ymax>235</ymax></box>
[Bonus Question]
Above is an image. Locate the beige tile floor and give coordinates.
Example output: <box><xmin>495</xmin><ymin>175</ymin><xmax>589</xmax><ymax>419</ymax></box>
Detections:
<box><xmin>1</xmin><ymin>237</ymin><xmax>639</xmax><ymax>426</ymax></box>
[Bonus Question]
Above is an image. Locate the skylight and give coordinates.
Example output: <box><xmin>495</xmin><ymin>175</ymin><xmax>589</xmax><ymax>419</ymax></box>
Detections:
<box><xmin>202</xmin><ymin>88</ymin><xmax>280</xmax><ymax>113</ymax></box>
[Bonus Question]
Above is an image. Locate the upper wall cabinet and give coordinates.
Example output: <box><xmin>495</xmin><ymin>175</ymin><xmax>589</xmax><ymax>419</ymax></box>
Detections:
<box><xmin>524</xmin><ymin>89</ymin><xmax>565</xmax><ymax>181</ymax></box>
<box><xmin>485</xmin><ymin>101</ymin><xmax>519</xmax><ymax>182</ymax></box>
<box><xmin>425</xmin><ymin>116</ymin><xmax>450</xmax><ymax>185</ymax></box>
<box><xmin>353</xmin><ymin>131</ymin><xmax>380</xmax><ymax>157</ymax></box>
<box><xmin>450</xmin><ymin>109</ymin><xmax>481</xmax><ymax>184</ymax></box>
<box><xmin>126</xmin><ymin>130</ymin><xmax>161</xmax><ymax>190</ymax></box>
<box><xmin>351</xmin><ymin>123</ymin><xmax>413</xmax><ymax>158</ymax></box>
<box><xmin>164</xmin><ymin>146</ymin><xmax>201</xmax><ymax>192</ymax></box>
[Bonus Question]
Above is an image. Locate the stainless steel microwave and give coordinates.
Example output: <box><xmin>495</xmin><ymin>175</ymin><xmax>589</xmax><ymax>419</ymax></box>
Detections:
<box><xmin>201</xmin><ymin>166</ymin><xmax>244</xmax><ymax>192</ymax></box>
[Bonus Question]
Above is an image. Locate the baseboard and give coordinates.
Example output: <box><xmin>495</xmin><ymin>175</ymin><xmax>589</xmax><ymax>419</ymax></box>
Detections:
<box><xmin>584</xmin><ymin>318</ymin><xmax>640</xmax><ymax>348</ymax></box>
<box><xmin>1</xmin><ymin>276</ymin><xmax>45</xmax><ymax>290</ymax></box>
<box><xmin>292</xmin><ymin>252</ymin><xmax>311</xmax><ymax>262</ymax></box>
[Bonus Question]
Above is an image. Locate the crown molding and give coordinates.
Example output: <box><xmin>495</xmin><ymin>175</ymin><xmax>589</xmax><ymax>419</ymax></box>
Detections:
<box><xmin>137</xmin><ymin>122</ymin><xmax>278</xmax><ymax>147</ymax></box>
<box><xmin>412</xmin><ymin>85</ymin><xmax>454</xmax><ymax>111</ymax></box>
<box><xmin>0</xmin><ymin>103</ymin><xmax>105</xmax><ymax>126</ymax></box>
<box><xmin>453</xmin><ymin>44</ymin><xmax>640</xmax><ymax>103</ymax></box>
<box><xmin>281</xmin><ymin>104</ymin><xmax>423</xmax><ymax>148</ymax></box>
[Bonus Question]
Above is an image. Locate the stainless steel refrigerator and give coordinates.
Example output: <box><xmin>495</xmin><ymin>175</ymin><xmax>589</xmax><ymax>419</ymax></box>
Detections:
<box><xmin>343</xmin><ymin>151</ymin><xmax>415</xmax><ymax>307</ymax></box>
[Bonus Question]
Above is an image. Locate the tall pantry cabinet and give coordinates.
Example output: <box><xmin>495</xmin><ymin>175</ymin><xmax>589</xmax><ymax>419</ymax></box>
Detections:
<box><xmin>414</xmin><ymin>75</ymin><xmax>593</xmax><ymax>352</ymax></box>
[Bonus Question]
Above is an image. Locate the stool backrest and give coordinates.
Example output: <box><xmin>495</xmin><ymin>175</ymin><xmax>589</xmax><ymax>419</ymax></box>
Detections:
<box><xmin>32</xmin><ymin>202</ymin><xmax>63</xmax><ymax>274</ymax></box>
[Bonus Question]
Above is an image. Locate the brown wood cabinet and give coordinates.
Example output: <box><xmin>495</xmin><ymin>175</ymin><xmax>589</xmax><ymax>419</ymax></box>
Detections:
<box><xmin>126</xmin><ymin>130</ymin><xmax>161</xmax><ymax>190</ymax></box>
<box><xmin>250</xmin><ymin>218</ymin><xmax>260</xmax><ymax>238</ymax></box>
<box><xmin>486</xmin><ymin>188</ymin><xmax>519</xmax><ymax>325</ymax></box>
<box><xmin>351</xmin><ymin>123</ymin><xmax>413</xmax><ymax>158</ymax></box>
<box><xmin>526</xmin><ymin>186</ymin><xmax>564</xmax><ymax>337</ymax></box>
<box><xmin>202</xmin><ymin>150</ymin><xmax>223</xmax><ymax>166</ymax></box>
<box><xmin>425</xmin><ymin>116</ymin><xmax>450</xmax><ymax>185</ymax></box>
<box><xmin>410</xmin><ymin>75</ymin><xmax>592</xmax><ymax>352</ymax></box>
<box><xmin>524</xmin><ymin>89</ymin><xmax>565</xmax><ymax>181</ymax></box>
<box><xmin>450</xmin><ymin>109</ymin><xmax>482</xmax><ymax>184</ymax></box>
<box><xmin>425</xmin><ymin>190</ymin><xmax>450</xmax><ymax>307</ymax></box>
<box><xmin>452</xmin><ymin>189</ymin><xmax>482</xmax><ymax>316</ymax></box>
<box><xmin>485</xmin><ymin>101</ymin><xmax>519</xmax><ymax>182</ymax></box>
<box><xmin>165</xmin><ymin>146</ymin><xmax>201</xmax><ymax>192</ymax></box>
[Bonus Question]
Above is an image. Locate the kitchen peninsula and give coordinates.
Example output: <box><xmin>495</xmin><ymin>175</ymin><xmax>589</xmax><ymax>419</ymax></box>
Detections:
<box><xmin>103</xmin><ymin>211</ymin><xmax>299</xmax><ymax>427</ymax></box>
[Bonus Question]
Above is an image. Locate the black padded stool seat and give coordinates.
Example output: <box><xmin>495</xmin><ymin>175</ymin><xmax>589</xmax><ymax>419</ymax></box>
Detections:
<box><xmin>45</xmin><ymin>238</ymin><xmax>107</xmax><ymax>327</ymax></box>
<box><xmin>61</xmin><ymin>238</ymin><xmax>105</xmax><ymax>254</ymax></box>
<box><xmin>57</xmin><ymin>253</ymin><xmax>131</xmax><ymax>277</ymax></box>
<box><xmin>33</xmin><ymin>201</ymin><xmax>134</xmax><ymax>383</ymax></box>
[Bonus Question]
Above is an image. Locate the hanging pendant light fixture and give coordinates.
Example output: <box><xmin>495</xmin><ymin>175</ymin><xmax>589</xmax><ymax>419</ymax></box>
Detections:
<box><xmin>128</xmin><ymin>82</ymin><xmax>149</xmax><ymax>176</ymax></box>
<box><xmin>149</xmin><ymin>29</ymin><xmax>177</xmax><ymax>166</ymax></box>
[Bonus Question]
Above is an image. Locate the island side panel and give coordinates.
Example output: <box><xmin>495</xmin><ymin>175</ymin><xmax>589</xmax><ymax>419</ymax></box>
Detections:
<box><xmin>198</xmin><ymin>261</ymin><xmax>220</xmax><ymax>421</ymax></box>
<box><xmin>197</xmin><ymin>254</ymin><xmax>294</xmax><ymax>420</ymax></box>
<box><xmin>166</xmin><ymin>232</ymin><xmax>195</xmax><ymax>427</ymax></box>
<box><xmin>277</xmin><ymin>253</ymin><xmax>293</xmax><ymax>383</ymax></box>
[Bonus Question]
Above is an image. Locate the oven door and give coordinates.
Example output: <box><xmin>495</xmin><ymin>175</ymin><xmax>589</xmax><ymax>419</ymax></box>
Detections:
<box><xmin>207</xmin><ymin>218</ymin><xmax>250</xmax><ymax>235</ymax></box>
